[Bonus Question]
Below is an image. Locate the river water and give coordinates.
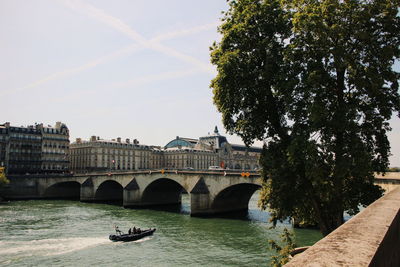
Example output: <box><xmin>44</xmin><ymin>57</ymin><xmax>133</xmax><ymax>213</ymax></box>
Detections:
<box><xmin>0</xmin><ymin>192</ymin><xmax>321</xmax><ymax>266</ymax></box>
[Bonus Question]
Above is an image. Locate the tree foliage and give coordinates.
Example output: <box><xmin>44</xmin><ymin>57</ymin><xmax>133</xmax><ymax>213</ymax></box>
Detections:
<box><xmin>268</xmin><ymin>228</ymin><xmax>296</xmax><ymax>267</ymax></box>
<box><xmin>0</xmin><ymin>168</ymin><xmax>9</xmax><ymax>187</ymax></box>
<box><xmin>211</xmin><ymin>0</ymin><xmax>400</xmax><ymax>235</ymax></box>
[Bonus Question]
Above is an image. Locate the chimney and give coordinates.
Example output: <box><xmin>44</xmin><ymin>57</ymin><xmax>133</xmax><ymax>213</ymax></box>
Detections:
<box><xmin>117</xmin><ymin>137</ymin><xmax>121</xmax><ymax>143</ymax></box>
<box><xmin>97</xmin><ymin>136</ymin><xmax>100</xmax><ymax>140</ymax></box>
<box><xmin>76</xmin><ymin>138</ymin><xmax>82</xmax><ymax>143</ymax></box>
<box><xmin>55</xmin><ymin>121</ymin><xmax>62</xmax><ymax>129</ymax></box>
<box><xmin>133</xmin><ymin>139</ymin><xmax>139</xmax><ymax>145</ymax></box>
<box><xmin>5</xmin><ymin>122</ymin><xmax>10</xmax><ymax>127</ymax></box>
<box><xmin>90</xmin><ymin>135</ymin><xmax>97</xmax><ymax>142</ymax></box>
<box><xmin>126</xmin><ymin>138</ymin><xmax>130</xmax><ymax>144</ymax></box>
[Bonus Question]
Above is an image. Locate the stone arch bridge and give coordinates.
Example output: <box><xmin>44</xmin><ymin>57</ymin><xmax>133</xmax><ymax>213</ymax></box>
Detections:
<box><xmin>4</xmin><ymin>170</ymin><xmax>262</xmax><ymax>216</ymax></box>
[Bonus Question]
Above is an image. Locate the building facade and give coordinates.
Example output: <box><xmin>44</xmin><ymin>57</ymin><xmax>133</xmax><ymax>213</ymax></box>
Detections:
<box><xmin>70</xmin><ymin>127</ymin><xmax>261</xmax><ymax>173</ymax></box>
<box><xmin>70</xmin><ymin>136</ymin><xmax>153</xmax><ymax>173</ymax></box>
<box><xmin>150</xmin><ymin>147</ymin><xmax>164</xmax><ymax>169</ymax></box>
<box><xmin>0</xmin><ymin>126</ymin><xmax>8</xmax><ymax>168</ymax></box>
<box><xmin>165</xmin><ymin>127</ymin><xmax>261</xmax><ymax>170</ymax></box>
<box><xmin>163</xmin><ymin>148</ymin><xmax>218</xmax><ymax>169</ymax></box>
<box><xmin>0</xmin><ymin>122</ymin><xmax>70</xmax><ymax>175</ymax></box>
<box><xmin>37</xmin><ymin>122</ymin><xmax>70</xmax><ymax>173</ymax></box>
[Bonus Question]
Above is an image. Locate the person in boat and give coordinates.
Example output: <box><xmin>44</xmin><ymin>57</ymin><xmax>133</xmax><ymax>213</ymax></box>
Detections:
<box><xmin>137</xmin><ymin>228</ymin><xmax>141</xmax><ymax>234</ymax></box>
<box><xmin>115</xmin><ymin>226</ymin><xmax>122</xmax><ymax>235</ymax></box>
<box><xmin>133</xmin><ymin>226</ymin><xmax>136</xmax><ymax>234</ymax></box>
<box><xmin>128</xmin><ymin>228</ymin><xmax>131</xmax><ymax>235</ymax></box>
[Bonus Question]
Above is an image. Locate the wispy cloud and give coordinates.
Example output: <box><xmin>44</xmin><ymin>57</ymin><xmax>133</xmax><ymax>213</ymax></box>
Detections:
<box><xmin>1</xmin><ymin>1</ymin><xmax>217</xmax><ymax>97</ymax></box>
<box><xmin>45</xmin><ymin>68</ymin><xmax>200</xmax><ymax>105</ymax></box>
<box><xmin>0</xmin><ymin>43</ymin><xmax>142</xmax><ymax>97</ymax></box>
<box><xmin>109</xmin><ymin>68</ymin><xmax>200</xmax><ymax>89</ymax></box>
<box><xmin>60</xmin><ymin>0</ymin><xmax>148</xmax><ymax>44</ymax></box>
<box><xmin>60</xmin><ymin>0</ymin><xmax>214</xmax><ymax>74</ymax></box>
<box><xmin>151</xmin><ymin>22</ymin><xmax>219</xmax><ymax>43</ymax></box>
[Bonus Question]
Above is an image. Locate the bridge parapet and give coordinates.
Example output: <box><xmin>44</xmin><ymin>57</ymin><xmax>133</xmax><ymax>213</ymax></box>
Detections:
<box><xmin>72</xmin><ymin>169</ymin><xmax>261</xmax><ymax>178</ymax></box>
<box><xmin>374</xmin><ymin>172</ymin><xmax>400</xmax><ymax>193</ymax></box>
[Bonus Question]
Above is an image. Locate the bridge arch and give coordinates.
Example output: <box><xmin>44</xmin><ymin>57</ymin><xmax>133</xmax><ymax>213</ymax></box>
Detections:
<box><xmin>95</xmin><ymin>180</ymin><xmax>123</xmax><ymax>203</ymax></box>
<box><xmin>211</xmin><ymin>183</ymin><xmax>261</xmax><ymax>214</ymax></box>
<box><xmin>43</xmin><ymin>181</ymin><xmax>81</xmax><ymax>199</ymax></box>
<box><xmin>141</xmin><ymin>178</ymin><xmax>187</xmax><ymax>207</ymax></box>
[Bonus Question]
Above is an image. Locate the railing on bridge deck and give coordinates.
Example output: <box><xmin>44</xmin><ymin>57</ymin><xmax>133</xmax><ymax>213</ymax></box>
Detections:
<box><xmin>70</xmin><ymin>169</ymin><xmax>262</xmax><ymax>178</ymax></box>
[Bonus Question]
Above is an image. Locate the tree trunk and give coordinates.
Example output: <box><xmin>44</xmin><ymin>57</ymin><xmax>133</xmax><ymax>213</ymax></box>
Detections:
<box><xmin>311</xmin><ymin>197</ymin><xmax>344</xmax><ymax>236</ymax></box>
<box><xmin>315</xmin><ymin>67</ymin><xmax>347</xmax><ymax>236</ymax></box>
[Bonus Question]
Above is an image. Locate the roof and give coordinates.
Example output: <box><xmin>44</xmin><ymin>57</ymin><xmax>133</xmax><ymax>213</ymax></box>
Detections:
<box><xmin>231</xmin><ymin>144</ymin><xmax>263</xmax><ymax>153</ymax></box>
<box><xmin>164</xmin><ymin>137</ymin><xmax>198</xmax><ymax>149</ymax></box>
<box><xmin>179</xmin><ymin>137</ymin><xmax>198</xmax><ymax>144</ymax></box>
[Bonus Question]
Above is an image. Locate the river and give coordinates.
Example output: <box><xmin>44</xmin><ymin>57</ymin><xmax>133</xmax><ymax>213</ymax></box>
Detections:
<box><xmin>0</xmin><ymin>192</ymin><xmax>321</xmax><ymax>266</ymax></box>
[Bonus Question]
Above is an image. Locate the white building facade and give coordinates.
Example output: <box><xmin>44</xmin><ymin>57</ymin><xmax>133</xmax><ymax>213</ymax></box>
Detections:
<box><xmin>70</xmin><ymin>127</ymin><xmax>261</xmax><ymax>173</ymax></box>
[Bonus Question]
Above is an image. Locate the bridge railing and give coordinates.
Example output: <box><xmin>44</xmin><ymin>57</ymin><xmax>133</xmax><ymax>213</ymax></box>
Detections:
<box><xmin>71</xmin><ymin>169</ymin><xmax>261</xmax><ymax>178</ymax></box>
<box><xmin>8</xmin><ymin>173</ymin><xmax>74</xmax><ymax>179</ymax></box>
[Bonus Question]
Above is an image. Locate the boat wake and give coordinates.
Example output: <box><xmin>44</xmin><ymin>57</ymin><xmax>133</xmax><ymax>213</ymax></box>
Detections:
<box><xmin>133</xmin><ymin>236</ymin><xmax>152</xmax><ymax>243</ymax></box>
<box><xmin>0</xmin><ymin>237</ymin><xmax>110</xmax><ymax>257</ymax></box>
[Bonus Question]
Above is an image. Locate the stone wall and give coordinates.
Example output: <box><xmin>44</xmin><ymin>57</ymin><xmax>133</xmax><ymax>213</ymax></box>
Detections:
<box><xmin>375</xmin><ymin>172</ymin><xmax>400</xmax><ymax>193</ymax></box>
<box><xmin>285</xmin><ymin>186</ymin><xmax>400</xmax><ymax>266</ymax></box>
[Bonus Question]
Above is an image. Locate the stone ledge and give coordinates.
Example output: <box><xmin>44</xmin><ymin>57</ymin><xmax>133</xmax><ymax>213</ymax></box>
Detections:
<box><xmin>285</xmin><ymin>187</ymin><xmax>400</xmax><ymax>266</ymax></box>
<box><xmin>374</xmin><ymin>172</ymin><xmax>400</xmax><ymax>180</ymax></box>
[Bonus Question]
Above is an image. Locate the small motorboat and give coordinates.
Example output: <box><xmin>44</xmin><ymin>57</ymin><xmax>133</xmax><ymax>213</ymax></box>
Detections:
<box><xmin>109</xmin><ymin>228</ymin><xmax>156</xmax><ymax>242</ymax></box>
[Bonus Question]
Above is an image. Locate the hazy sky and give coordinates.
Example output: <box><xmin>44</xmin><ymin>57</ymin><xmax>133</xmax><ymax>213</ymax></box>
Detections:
<box><xmin>1</xmin><ymin>0</ymin><xmax>399</xmax><ymax>166</ymax></box>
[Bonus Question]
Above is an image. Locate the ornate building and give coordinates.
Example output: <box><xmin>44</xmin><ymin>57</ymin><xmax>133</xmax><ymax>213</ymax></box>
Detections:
<box><xmin>165</xmin><ymin>127</ymin><xmax>261</xmax><ymax>170</ymax></box>
<box><xmin>0</xmin><ymin>122</ymin><xmax>69</xmax><ymax>175</ymax></box>
<box><xmin>70</xmin><ymin>127</ymin><xmax>261</xmax><ymax>173</ymax></box>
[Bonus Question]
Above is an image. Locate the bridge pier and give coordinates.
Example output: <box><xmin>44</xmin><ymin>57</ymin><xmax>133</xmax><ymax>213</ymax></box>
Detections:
<box><xmin>190</xmin><ymin>177</ymin><xmax>212</xmax><ymax>216</ymax></box>
<box><xmin>123</xmin><ymin>178</ymin><xmax>142</xmax><ymax>207</ymax></box>
<box><xmin>190</xmin><ymin>193</ymin><xmax>213</xmax><ymax>216</ymax></box>
<box><xmin>190</xmin><ymin>194</ymin><xmax>251</xmax><ymax>217</ymax></box>
<box><xmin>80</xmin><ymin>177</ymin><xmax>96</xmax><ymax>202</ymax></box>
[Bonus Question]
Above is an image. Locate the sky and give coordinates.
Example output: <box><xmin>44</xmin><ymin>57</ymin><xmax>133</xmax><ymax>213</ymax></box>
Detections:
<box><xmin>1</xmin><ymin>0</ymin><xmax>399</xmax><ymax>167</ymax></box>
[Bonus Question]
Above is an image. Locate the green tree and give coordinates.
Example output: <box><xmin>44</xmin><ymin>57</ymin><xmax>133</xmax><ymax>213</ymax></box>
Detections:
<box><xmin>210</xmin><ymin>0</ymin><xmax>400</xmax><ymax>236</ymax></box>
<box><xmin>0</xmin><ymin>168</ymin><xmax>9</xmax><ymax>187</ymax></box>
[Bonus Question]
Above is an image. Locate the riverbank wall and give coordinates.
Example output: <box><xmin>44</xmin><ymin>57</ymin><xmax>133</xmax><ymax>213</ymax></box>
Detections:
<box><xmin>285</xmin><ymin>186</ymin><xmax>400</xmax><ymax>266</ymax></box>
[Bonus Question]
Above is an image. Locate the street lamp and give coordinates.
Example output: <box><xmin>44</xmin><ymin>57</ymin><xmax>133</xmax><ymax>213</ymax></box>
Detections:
<box><xmin>109</xmin><ymin>159</ymin><xmax>115</xmax><ymax>175</ymax></box>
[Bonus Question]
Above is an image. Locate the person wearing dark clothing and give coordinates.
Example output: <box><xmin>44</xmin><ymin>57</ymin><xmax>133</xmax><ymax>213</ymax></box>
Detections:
<box><xmin>115</xmin><ymin>226</ymin><xmax>122</xmax><ymax>235</ymax></box>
